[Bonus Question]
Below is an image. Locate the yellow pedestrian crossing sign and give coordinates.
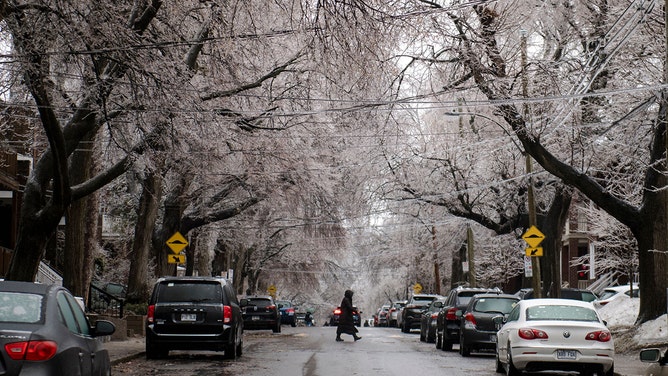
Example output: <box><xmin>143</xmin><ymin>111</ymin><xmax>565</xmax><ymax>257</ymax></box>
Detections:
<box><xmin>166</xmin><ymin>232</ymin><xmax>189</xmax><ymax>254</ymax></box>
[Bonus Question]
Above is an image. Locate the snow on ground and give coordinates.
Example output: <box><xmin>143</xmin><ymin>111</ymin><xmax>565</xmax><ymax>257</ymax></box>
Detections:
<box><xmin>597</xmin><ymin>295</ymin><xmax>668</xmax><ymax>352</ymax></box>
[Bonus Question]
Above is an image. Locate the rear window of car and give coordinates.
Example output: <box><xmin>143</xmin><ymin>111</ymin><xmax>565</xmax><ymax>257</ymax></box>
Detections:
<box><xmin>0</xmin><ymin>292</ymin><xmax>43</xmax><ymax>323</ymax></box>
<box><xmin>246</xmin><ymin>298</ymin><xmax>273</xmax><ymax>307</ymax></box>
<box><xmin>526</xmin><ymin>305</ymin><xmax>599</xmax><ymax>322</ymax></box>
<box><xmin>473</xmin><ymin>298</ymin><xmax>517</xmax><ymax>314</ymax></box>
<box><xmin>156</xmin><ymin>282</ymin><xmax>222</xmax><ymax>303</ymax></box>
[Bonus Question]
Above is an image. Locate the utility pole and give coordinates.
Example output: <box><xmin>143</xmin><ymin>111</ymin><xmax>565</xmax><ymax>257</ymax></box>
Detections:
<box><xmin>521</xmin><ymin>29</ymin><xmax>542</xmax><ymax>298</ymax></box>
<box><xmin>467</xmin><ymin>225</ymin><xmax>476</xmax><ymax>287</ymax></box>
<box><xmin>432</xmin><ymin>225</ymin><xmax>441</xmax><ymax>295</ymax></box>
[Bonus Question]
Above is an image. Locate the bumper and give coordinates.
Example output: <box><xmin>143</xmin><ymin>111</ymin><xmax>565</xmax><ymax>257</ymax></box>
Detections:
<box><xmin>243</xmin><ymin>318</ymin><xmax>279</xmax><ymax>330</ymax></box>
<box><xmin>511</xmin><ymin>346</ymin><xmax>614</xmax><ymax>373</ymax></box>
<box><xmin>461</xmin><ymin>328</ymin><xmax>497</xmax><ymax>350</ymax></box>
<box><xmin>146</xmin><ymin>325</ymin><xmax>234</xmax><ymax>351</ymax></box>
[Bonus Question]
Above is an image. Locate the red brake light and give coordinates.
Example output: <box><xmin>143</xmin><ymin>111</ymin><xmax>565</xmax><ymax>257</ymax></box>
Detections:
<box><xmin>445</xmin><ymin>307</ymin><xmax>459</xmax><ymax>321</ymax></box>
<box><xmin>585</xmin><ymin>330</ymin><xmax>611</xmax><ymax>342</ymax></box>
<box><xmin>147</xmin><ymin>304</ymin><xmax>155</xmax><ymax>324</ymax></box>
<box><xmin>334</xmin><ymin>309</ymin><xmax>342</xmax><ymax>315</ymax></box>
<box><xmin>5</xmin><ymin>341</ymin><xmax>57</xmax><ymax>361</ymax></box>
<box><xmin>223</xmin><ymin>305</ymin><xmax>232</xmax><ymax>324</ymax></box>
<box><xmin>518</xmin><ymin>328</ymin><xmax>548</xmax><ymax>340</ymax></box>
<box><xmin>287</xmin><ymin>308</ymin><xmax>295</xmax><ymax>314</ymax></box>
<box><xmin>464</xmin><ymin>312</ymin><xmax>477</xmax><ymax>326</ymax></box>
<box><xmin>267</xmin><ymin>305</ymin><xmax>276</xmax><ymax>310</ymax></box>
<box><xmin>430</xmin><ymin>312</ymin><xmax>439</xmax><ymax>319</ymax></box>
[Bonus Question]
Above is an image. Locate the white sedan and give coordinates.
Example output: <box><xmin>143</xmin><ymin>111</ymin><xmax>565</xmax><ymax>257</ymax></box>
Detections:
<box><xmin>495</xmin><ymin>298</ymin><xmax>614</xmax><ymax>376</ymax></box>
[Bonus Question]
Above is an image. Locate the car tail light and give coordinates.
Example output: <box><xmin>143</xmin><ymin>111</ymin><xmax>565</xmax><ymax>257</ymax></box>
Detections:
<box><xmin>286</xmin><ymin>308</ymin><xmax>295</xmax><ymax>315</ymax></box>
<box><xmin>267</xmin><ymin>305</ymin><xmax>276</xmax><ymax>311</ymax></box>
<box><xmin>390</xmin><ymin>308</ymin><xmax>396</xmax><ymax>312</ymax></box>
<box><xmin>333</xmin><ymin>308</ymin><xmax>342</xmax><ymax>315</ymax></box>
<box><xmin>147</xmin><ymin>304</ymin><xmax>155</xmax><ymax>324</ymax></box>
<box><xmin>463</xmin><ymin>312</ymin><xmax>477</xmax><ymax>328</ymax></box>
<box><xmin>585</xmin><ymin>330</ymin><xmax>611</xmax><ymax>342</ymax></box>
<box><xmin>223</xmin><ymin>305</ymin><xmax>232</xmax><ymax>324</ymax></box>
<box><xmin>445</xmin><ymin>307</ymin><xmax>459</xmax><ymax>321</ymax></box>
<box><xmin>5</xmin><ymin>341</ymin><xmax>57</xmax><ymax>361</ymax></box>
<box><xmin>518</xmin><ymin>328</ymin><xmax>548</xmax><ymax>340</ymax></box>
<box><xmin>430</xmin><ymin>312</ymin><xmax>439</xmax><ymax>320</ymax></box>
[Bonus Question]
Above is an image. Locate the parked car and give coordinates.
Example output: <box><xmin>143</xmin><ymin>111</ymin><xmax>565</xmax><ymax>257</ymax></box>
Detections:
<box><xmin>401</xmin><ymin>294</ymin><xmax>442</xmax><ymax>333</ymax></box>
<box><xmin>388</xmin><ymin>300</ymin><xmax>407</xmax><ymax>327</ymax></box>
<box><xmin>496</xmin><ymin>298</ymin><xmax>614</xmax><ymax>376</ymax></box>
<box><xmin>329</xmin><ymin>306</ymin><xmax>362</xmax><ymax>327</ymax></box>
<box><xmin>419</xmin><ymin>297</ymin><xmax>446</xmax><ymax>343</ymax></box>
<box><xmin>515</xmin><ymin>287</ymin><xmax>598</xmax><ymax>302</ymax></box>
<box><xmin>0</xmin><ymin>280</ymin><xmax>116</xmax><ymax>376</ymax></box>
<box><xmin>458</xmin><ymin>293</ymin><xmax>519</xmax><ymax>356</ymax></box>
<box><xmin>595</xmin><ymin>284</ymin><xmax>639</xmax><ymax>308</ymax></box>
<box><xmin>436</xmin><ymin>286</ymin><xmax>501</xmax><ymax>351</ymax></box>
<box><xmin>376</xmin><ymin>304</ymin><xmax>391</xmax><ymax>327</ymax></box>
<box><xmin>640</xmin><ymin>348</ymin><xmax>668</xmax><ymax>375</ymax></box>
<box><xmin>145</xmin><ymin>276</ymin><xmax>243</xmax><ymax>360</ymax></box>
<box><xmin>275</xmin><ymin>300</ymin><xmax>297</xmax><ymax>327</ymax></box>
<box><xmin>240</xmin><ymin>295</ymin><xmax>281</xmax><ymax>333</ymax></box>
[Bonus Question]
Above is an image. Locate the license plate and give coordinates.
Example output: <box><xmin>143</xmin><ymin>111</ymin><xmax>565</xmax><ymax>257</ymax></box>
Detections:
<box><xmin>556</xmin><ymin>350</ymin><xmax>577</xmax><ymax>360</ymax></box>
<box><xmin>252</xmin><ymin>316</ymin><xmax>260</xmax><ymax>321</ymax></box>
<box><xmin>181</xmin><ymin>313</ymin><xmax>197</xmax><ymax>322</ymax></box>
<box><xmin>490</xmin><ymin>334</ymin><xmax>497</xmax><ymax>342</ymax></box>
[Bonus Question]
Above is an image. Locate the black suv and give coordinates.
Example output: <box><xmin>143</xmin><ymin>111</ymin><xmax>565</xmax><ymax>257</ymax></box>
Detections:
<box><xmin>145</xmin><ymin>276</ymin><xmax>243</xmax><ymax>359</ymax></box>
<box><xmin>436</xmin><ymin>286</ymin><xmax>502</xmax><ymax>351</ymax></box>
<box><xmin>401</xmin><ymin>294</ymin><xmax>442</xmax><ymax>333</ymax></box>
<box><xmin>240</xmin><ymin>295</ymin><xmax>281</xmax><ymax>333</ymax></box>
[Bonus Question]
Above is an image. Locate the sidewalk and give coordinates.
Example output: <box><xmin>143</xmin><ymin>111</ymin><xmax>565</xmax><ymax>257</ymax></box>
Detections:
<box><xmin>104</xmin><ymin>336</ymin><xmax>145</xmax><ymax>365</ymax></box>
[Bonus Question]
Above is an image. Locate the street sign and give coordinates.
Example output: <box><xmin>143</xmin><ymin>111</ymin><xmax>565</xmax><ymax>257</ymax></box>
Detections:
<box><xmin>522</xmin><ymin>226</ymin><xmax>545</xmax><ymax>248</ymax></box>
<box><xmin>166</xmin><ymin>232</ymin><xmax>189</xmax><ymax>254</ymax></box>
<box><xmin>524</xmin><ymin>256</ymin><xmax>533</xmax><ymax>277</ymax></box>
<box><xmin>267</xmin><ymin>285</ymin><xmax>276</xmax><ymax>296</ymax></box>
<box><xmin>167</xmin><ymin>254</ymin><xmax>185</xmax><ymax>264</ymax></box>
<box><xmin>413</xmin><ymin>283</ymin><xmax>423</xmax><ymax>294</ymax></box>
<box><xmin>525</xmin><ymin>247</ymin><xmax>543</xmax><ymax>257</ymax></box>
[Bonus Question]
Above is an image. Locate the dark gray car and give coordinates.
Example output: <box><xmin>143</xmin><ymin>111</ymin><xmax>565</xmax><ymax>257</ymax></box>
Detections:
<box><xmin>458</xmin><ymin>293</ymin><xmax>519</xmax><ymax>356</ymax></box>
<box><xmin>145</xmin><ymin>276</ymin><xmax>243</xmax><ymax>360</ymax></box>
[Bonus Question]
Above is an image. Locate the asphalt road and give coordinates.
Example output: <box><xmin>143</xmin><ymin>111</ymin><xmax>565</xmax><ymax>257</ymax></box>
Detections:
<box><xmin>112</xmin><ymin>325</ymin><xmax>648</xmax><ymax>376</ymax></box>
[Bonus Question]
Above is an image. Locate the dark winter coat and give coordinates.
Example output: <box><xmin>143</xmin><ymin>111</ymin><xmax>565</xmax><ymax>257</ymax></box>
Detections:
<box><xmin>337</xmin><ymin>289</ymin><xmax>358</xmax><ymax>335</ymax></box>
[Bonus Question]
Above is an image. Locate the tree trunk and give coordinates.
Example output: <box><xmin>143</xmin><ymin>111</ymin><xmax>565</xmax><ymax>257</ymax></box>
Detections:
<box><xmin>126</xmin><ymin>172</ymin><xmax>162</xmax><ymax>304</ymax></box>
<box><xmin>538</xmin><ymin>186</ymin><xmax>572</xmax><ymax>298</ymax></box>
<box><xmin>63</xmin><ymin>131</ymin><xmax>97</xmax><ymax>299</ymax></box>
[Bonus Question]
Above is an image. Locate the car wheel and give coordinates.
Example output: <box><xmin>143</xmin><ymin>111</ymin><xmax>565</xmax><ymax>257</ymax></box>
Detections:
<box><xmin>495</xmin><ymin>351</ymin><xmax>504</xmax><ymax>373</ymax></box>
<box><xmin>459</xmin><ymin>335</ymin><xmax>470</xmax><ymax>357</ymax></box>
<box><xmin>273</xmin><ymin>323</ymin><xmax>281</xmax><ymax>333</ymax></box>
<box><xmin>442</xmin><ymin>340</ymin><xmax>453</xmax><ymax>351</ymax></box>
<box><xmin>224</xmin><ymin>333</ymin><xmax>238</xmax><ymax>360</ymax></box>
<box><xmin>603</xmin><ymin>365</ymin><xmax>614</xmax><ymax>376</ymax></box>
<box><xmin>291</xmin><ymin>321</ymin><xmax>296</xmax><ymax>327</ymax></box>
<box><xmin>236</xmin><ymin>338</ymin><xmax>243</xmax><ymax>357</ymax></box>
<box><xmin>506</xmin><ymin>345</ymin><xmax>520</xmax><ymax>376</ymax></box>
<box><xmin>420</xmin><ymin>329</ymin><xmax>426</xmax><ymax>342</ymax></box>
<box><xmin>145</xmin><ymin>339</ymin><xmax>167</xmax><ymax>360</ymax></box>
<box><xmin>436</xmin><ymin>332</ymin><xmax>442</xmax><ymax>349</ymax></box>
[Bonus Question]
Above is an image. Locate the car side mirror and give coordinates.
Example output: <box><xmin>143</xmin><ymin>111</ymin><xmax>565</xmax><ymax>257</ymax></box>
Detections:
<box><xmin>277</xmin><ymin>304</ymin><xmax>284</xmax><ymax>309</ymax></box>
<box><xmin>640</xmin><ymin>349</ymin><xmax>662</xmax><ymax>363</ymax></box>
<box><xmin>92</xmin><ymin>320</ymin><xmax>116</xmax><ymax>337</ymax></box>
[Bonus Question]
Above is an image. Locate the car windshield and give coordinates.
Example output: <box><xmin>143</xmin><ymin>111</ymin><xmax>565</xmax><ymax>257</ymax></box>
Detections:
<box><xmin>526</xmin><ymin>304</ymin><xmax>599</xmax><ymax>322</ymax></box>
<box><xmin>157</xmin><ymin>282</ymin><xmax>222</xmax><ymax>303</ymax></box>
<box><xmin>276</xmin><ymin>300</ymin><xmax>291</xmax><ymax>307</ymax></box>
<box><xmin>473</xmin><ymin>298</ymin><xmax>517</xmax><ymax>314</ymax></box>
<box><xmin>0</xmin><ymin>292</ymin><xmax>43</xmax><ymax>323</ymax></box>
<box><xmin>598</xmin><ymin>290</ymin><xmax>618</xmax><ymax>300</ymax></box>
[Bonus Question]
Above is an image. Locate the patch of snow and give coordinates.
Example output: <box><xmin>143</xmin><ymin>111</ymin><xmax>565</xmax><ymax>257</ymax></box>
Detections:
<box><xmin>598</xmin><ymin>295</ymin><xmax>668</xmax><ymax>347</ymax></box>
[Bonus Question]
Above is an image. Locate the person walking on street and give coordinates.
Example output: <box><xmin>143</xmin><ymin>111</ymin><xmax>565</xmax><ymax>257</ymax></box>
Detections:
<box><xmin>336</xmin><ymin>289</ymin><xmax>361</xmax><ymax>342</ymax></box>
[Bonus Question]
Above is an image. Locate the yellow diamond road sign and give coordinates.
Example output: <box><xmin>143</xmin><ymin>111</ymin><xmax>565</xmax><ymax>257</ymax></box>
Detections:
<box><xmin>166</xmin><ymin>232</ymin><xmax>189</xmax><ymax>254</ymax></box>
<box><xmin>522</xmin><ymin>226</ymin><xmax>545</xmax><ymax>248</ymax></box>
